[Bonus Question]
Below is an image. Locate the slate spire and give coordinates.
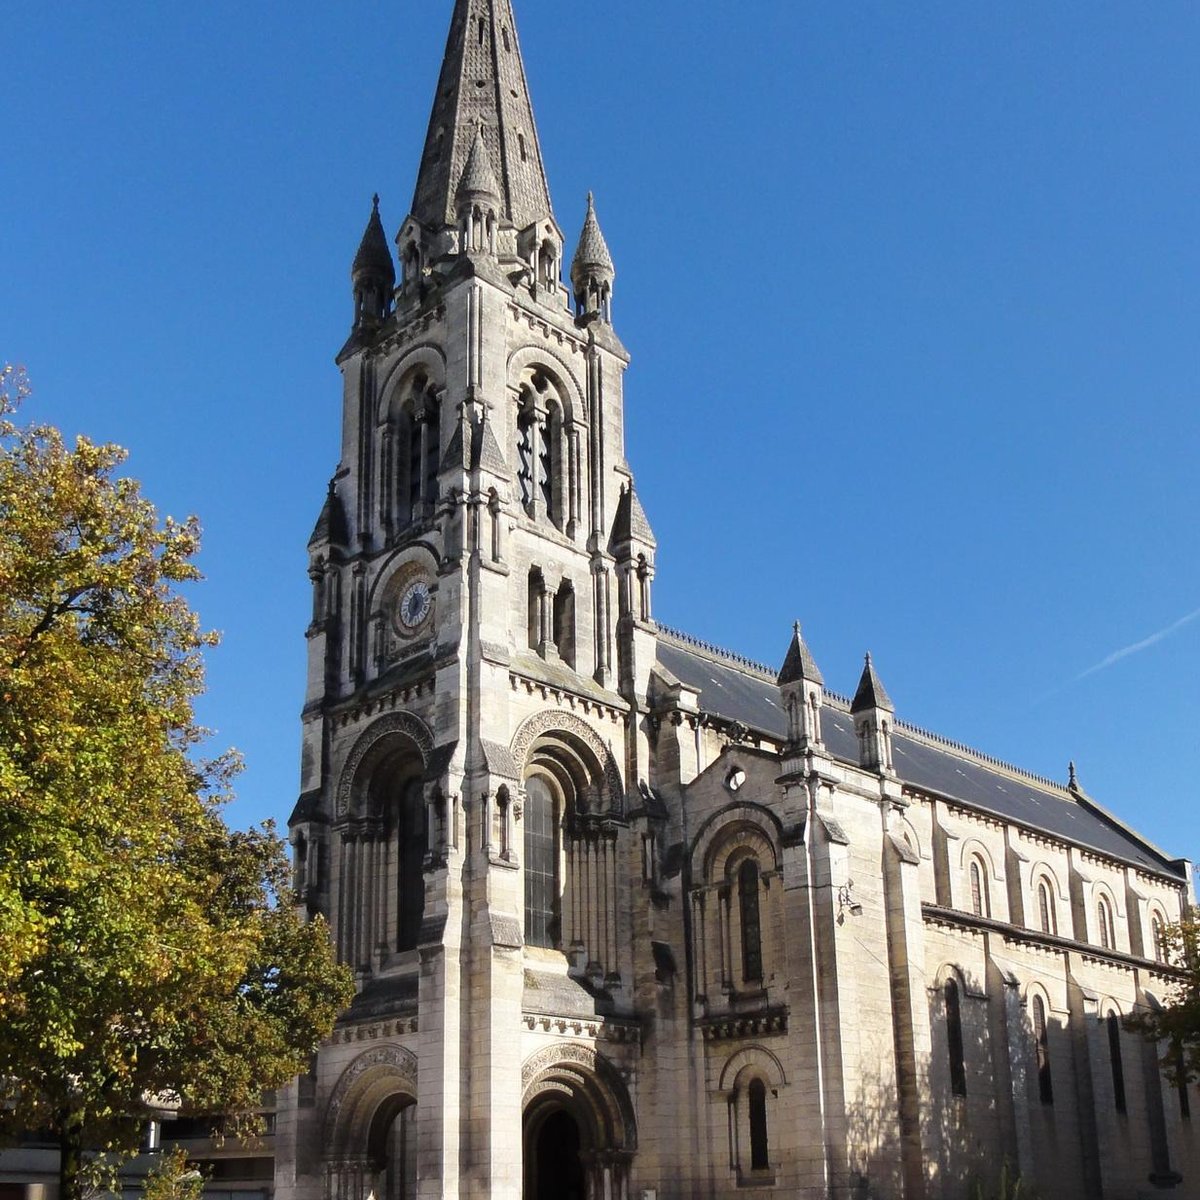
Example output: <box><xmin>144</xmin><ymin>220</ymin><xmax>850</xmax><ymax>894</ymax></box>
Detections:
<box><xmin>571</xmin><ymin>192</ymin><xmax>615</xmax><ymax>321</ymax></box>
<box><xmin>411</xmin><ymin>0</ymin><xmax>555</xmax><ymax>231</ymax></box>
<box><xmin>350</xmin><ymin>194</ymin><xmax>395</xmax><ymax>330</ymax></box>
<box><xmin>851</xmin><ymin>652</ymin><xmax>894</xmax><ymax>715</ymax></box>
<box><xmin>777</xmin><ymin>622</ymin><xmax>823</xmax><ymax>687</ymax></box>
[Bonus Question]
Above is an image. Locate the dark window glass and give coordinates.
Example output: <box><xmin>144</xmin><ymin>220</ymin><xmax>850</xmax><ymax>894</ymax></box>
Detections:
<box><xmin>538</xmin><ymin>417</ymin><xmax>553</xmax><ymax>516</ymax></box>
<box><xmin>946</xmin><ymin>979</ymin><xmax>967</xmax><ymax>1096</ymax></box>
<box><xmin>1033</xmin><ymin>995</ymin><xmax>1053</xmax><ymax>1104</ymax></box>
<box><xmin>1038</xmin><ymin>881</ymin><xmax>1055</xmax><ymax>935</ymax></box>
<box><xmin>407</xmin><ymin>415</ymin><xmax>422</xmax><ymax>514</ymax></box>
<box><xmin>517</xmin><ymin>413</ymin><xmax>534</xmax><ymax>509</ymax></box>
<box><xmin>738</xmin><ymin>860</ymin><xmax>763</xmax><ymax>984</ymax></box>
<box><xmin>423</xmin><ymin>406</ymin><xmax>440</xmax><ymax>506</ymax></box>
<box><xmin>523</xmin><ymin>776</ymin><xmax>558</xmax><ymax>949</ymax></box>
<box><xmin>1153</xmin><ymin>915</ymin><xmax>1165</xmax><ymax>963</ymax></box>
<box><xmin>553</xmin><ymin>583</ymin><xmax>575</xmax><ymax>668</ymax></box>
<box><xmin>970</xmin><ymin>861</ymin><xmax>985</xmax><ymax>917</ymax></box>
<box><xmin>748</xmin><ymin>1079</ymin><xmax>769</xmax><ymax>1171</ymax></box>
<box><xmin>397</xmin><ymin>780</ymin><xmax>426</xmax><ymax>952</ymax></box>
<box><xmin>1107</xmin><ymin>1013</ymin><xmax>1126</xmax><ymax>1113</ymax></box>
<box><xmin>1098</xmin><ymin>899</ymin><xmax>1114</xmax><ymax>950</ymax></box>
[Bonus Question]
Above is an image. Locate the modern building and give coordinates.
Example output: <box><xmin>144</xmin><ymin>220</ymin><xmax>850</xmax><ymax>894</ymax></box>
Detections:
<box><xmin>273</xmin><ymin>2</ymin><xmax>1199</xmax><ymax>1198</ymax></box>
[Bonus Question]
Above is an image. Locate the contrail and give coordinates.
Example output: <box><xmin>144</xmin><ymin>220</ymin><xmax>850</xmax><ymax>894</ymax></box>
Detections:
<box><xmin>1073</xmin><ymin>605</ymin><xmax>1200</xmax><ymax>684</ymax></box>
<box><xmin>1033</xmin><ymin>605</ymin><xmax>1200</xmax><ymax>705</ymax></box>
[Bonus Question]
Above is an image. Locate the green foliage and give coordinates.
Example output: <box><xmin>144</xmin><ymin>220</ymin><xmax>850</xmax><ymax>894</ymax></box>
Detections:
<box><xmin>0</xmin><ymin>367</ymin><xmax>354</xmax><ymax>1196</ymax></box>
<box><xmin>967</xmin><ymin>1160</ymin><xmax>1037</xmax><ymax>1200</ymax></box>
<box><xmin>142</xmin><ymin>1147</ymin><xmax>205</xmax><ymax>1200</ymax></box>
<box><xmin>1125</xmin><ymin>910</ymin><xmax>1200</xmax><ymax>1083</ymax></box>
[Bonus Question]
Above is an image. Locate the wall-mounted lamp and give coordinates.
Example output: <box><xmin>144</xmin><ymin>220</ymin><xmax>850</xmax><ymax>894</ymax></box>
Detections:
<box><xmin>837</xmin><ymin>882</ymin><xmax>864</xmax><ymax>923</ymax></box>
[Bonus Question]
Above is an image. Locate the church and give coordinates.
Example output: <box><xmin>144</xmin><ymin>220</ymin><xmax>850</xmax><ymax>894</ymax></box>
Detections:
<box><xmin>272</xmin><ymin>2</ymin><xmax>1199</xmax><ymax>1198</ymax></box>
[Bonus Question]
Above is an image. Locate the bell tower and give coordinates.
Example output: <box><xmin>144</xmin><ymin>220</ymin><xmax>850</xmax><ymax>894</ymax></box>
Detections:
<box><xmin>280</xmin><ymin>4</ymin><xmax>652</xmax><ymax>1200</ymax></box>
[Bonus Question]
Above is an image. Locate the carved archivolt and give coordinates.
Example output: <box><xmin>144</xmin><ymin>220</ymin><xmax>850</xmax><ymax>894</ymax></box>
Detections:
<box><xmin>324</xmin><ymin>1044</ymin><xmax>419</xmax><ymax>1147</ymax></box>
<box><xmin>510</xmin><ymin>710</ymin><xmax>623</xmax><ymax>808</ymax></box>
<box><xmin>520</xmin><ymin>1042</ymin><xmax>638</xmax><ymax>1153</ymax></box>
<box><xmin>337</xmin><ymin>713</ymin><xmax>435</xmax><ymax>817</ymax></box>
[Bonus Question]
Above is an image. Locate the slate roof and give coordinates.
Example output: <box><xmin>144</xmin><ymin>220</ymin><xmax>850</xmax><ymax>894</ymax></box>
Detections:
<box><xmin>657</xmin><ymin>630</ymin><xmax>1185</xmax><ymax>880</ymax></box>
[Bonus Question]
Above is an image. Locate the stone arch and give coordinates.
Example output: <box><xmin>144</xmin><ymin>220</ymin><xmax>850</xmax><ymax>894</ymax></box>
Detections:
<box><xmin>337</xmin><ymin>712</ymin><xmax>435</xmax><ymax>818</ymax></box>
<box><xmin>690</xmin><ymin>803</ymin><xmax>783</xmax><ymax>884</ymax></box>
<box><xmin>716</xmin><ymin>1045</ymin><xmax>787</xmax><ymax>1096</ymax></box>
<box><xmin>324</xmin><ymin>1045</ymin><xmax>419</xmax><ymax>1156</ymax></box>
<box><xmin>521</xmin><ymin>1043</ymin><xmax>637</xmax><ymax>1154</ymax></box>
<box><xmin>508</xmin><ymin>344</ymin><xmax>586</xmax><ymax>421</ymax></box>
<box><xmin>510</xmin><ymin>710</ymin><xmax>623</xmax><ymax>812</ymax></box>
<box><xmin>377</xmin><ymin>345</ymin><xmax>447</xmax><ymax>422</ymax></box>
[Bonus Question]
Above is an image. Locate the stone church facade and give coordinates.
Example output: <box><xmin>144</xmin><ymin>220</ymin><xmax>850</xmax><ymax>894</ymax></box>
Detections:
<box><xmin>271</xmin><ymin>3</ymin><xmax>1200</xmax><ymax>1199</ymax></box>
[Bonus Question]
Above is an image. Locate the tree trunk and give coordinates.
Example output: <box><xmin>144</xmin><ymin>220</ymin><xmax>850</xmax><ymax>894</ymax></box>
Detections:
<box><xmin>58</xmin><ymin>1106</ymin><xmax>84</xmax><ymax>1200</ymax></box>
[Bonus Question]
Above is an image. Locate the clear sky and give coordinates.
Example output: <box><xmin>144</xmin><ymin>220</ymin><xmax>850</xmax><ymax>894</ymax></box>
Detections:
<box><xmin>4</xmin><ymin>2</ymin><xmax>1199</xmax><ymax>867</ymax></box>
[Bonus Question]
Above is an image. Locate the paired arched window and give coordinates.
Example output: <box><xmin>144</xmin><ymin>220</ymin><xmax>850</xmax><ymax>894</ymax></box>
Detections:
<box><xmin>1106</xmin><ymin>1011</ymin><xmax>1127</xmax><ymax>1113</ymax></box>
<box><xmin>945</xmin><ymin>977</ymin><xmax>967</xmax><ymax>1097</ymax></box>
<box><xmin>969</xmin><ymin>858</ymin><xmax>989</xmax><ymax>918</ymax></box>
<box><xmin>738</xmin><ymin>860</ymin><xmax>764</xmax><ymax>985</ymax></box>
<box><xmin>1097</xmin><ymin>895</ymin><xmax>1116</xmax><ymax>951</ymax></box>
<box><xmin>389</xmin><ymin>376</ymin><xmax>441</xmax><ymax>529</ymax></box>
<box><xmin>515</xmin><ymin>375</ymin><xmax>568</xmax><ymax>531</ymax></box>
<box><xmin>1037</xmin><ymin>878</ymin><xmax>1057</xmax><ymax>935</ymax></box>
<box><xmin>523</xmin><ymin>775</ymin><xmax>561</xmax><ymax>950</ymax></box>
<box><xmin>552</xmin><ymin>581</ymin><xmax>576</xmax><ymax>669</ymax></box>
<box><xmin>1032</xmin><ymin>994</ymin><xmax>1053</xmax><ymax>1104</ymax></box>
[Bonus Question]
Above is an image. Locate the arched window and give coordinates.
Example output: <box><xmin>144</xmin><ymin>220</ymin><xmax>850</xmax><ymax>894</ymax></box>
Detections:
<box><xmin>1097</xmin><ymin>895</ymin><xmax>1116</xmax><ymax>950</ymax></box>
<box><xmin>738</xmin><ymin>860</ymin><xmax>763</xmax><ymax>984</ymax></box>
<box><xmin>945</xmin><ymin>978</ymin><xmax>967</xmax><ymax>1096</ymax></box>
<box><xmin>406</xmin><ymin>409</ymin><xmax>423</xmax><ymax>518</ymax></box>
<box><xmin>552</xmin><ymin>581</ymin><xmax>575</xmax><ymax>669</ymax></box>
<box><xmin>969</xmin><ymin>858</ymin><xmax>989</xmax><ymax>918</ymax></box>
<box><xmin>539</xmin><ymin>404</ymin><xmax>559</xmax><ymax>524</ymax></box>
<box><xmin>1107</xmin><ymin>1012</ymin><xmax>1126</xmax><ymax>1113</ymax></box>
<box><xmin>748</xmin><ymin>1079</ymin><xmax>769</xmax><ymax>1171</ymax></box>
<box><xmin>523</xmin><ymin>776</ymin><xmax>560</xmax><ymax>949</ymax></box>
<box><xmin>396</xmin><ymin>779</ymin><xmax>427</xmax><ymax>953</ymax></box>
<box><xmin>1037</xmin><ymin>879</ymin><xmax>1057</xmax><ymax>935</ymax></box>
<box><xmin>527</xmin><ymin>568</ymin><xmax>545</xmax><ymax>654</ymax></box>
<box><xmin>1033</xmin><ymin>994</ymin><xmax>1053</xmax><ymax>1104</ymax></box>
<box><xmin>1151</xmin><ymin>913</ymin><xmax>1166</xmax><ymax>963</ymax></box>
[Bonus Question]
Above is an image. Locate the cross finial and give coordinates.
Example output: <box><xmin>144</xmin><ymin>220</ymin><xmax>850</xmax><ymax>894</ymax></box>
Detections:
<box><xmin>1068</xmin><ymin>760</ymin><xmax>1078</xmax><ymax>789</ymax></box>
<box><xmin>372</xmin><ymin>193</ymin><xmax>380</xmax><ymax>210</ymax></box>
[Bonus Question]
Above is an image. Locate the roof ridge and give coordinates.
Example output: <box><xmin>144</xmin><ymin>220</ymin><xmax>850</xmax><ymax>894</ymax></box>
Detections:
<box><xmin>657</xmin><ymin>624</ymin><xmax>777</xmax><ymax>680</ymax></box>
<box><xmin>893</xmin><ymin>717</ymin><xmax>1068</xmax><ymax>795</ymax></box>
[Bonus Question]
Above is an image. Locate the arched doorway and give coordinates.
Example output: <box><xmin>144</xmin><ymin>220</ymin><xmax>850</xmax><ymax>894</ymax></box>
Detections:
<box><xmin>366</xmin><ymin>1095</ymin><xmax>416</xmax><ymax>1200</ymax></box>
<box><xmin>324</xmin><ymin>1046</ymin><xmax>420</xmax><ymax>1200</ymax></box>
<box><xmin>521</xmin><ymin>1045</ymin><xmax>637</xmax><ymax>1200</ymax></box>
<box><xmin>528</xmin><ymin>1108</ymin><xmax>586</xmax><ymax>1200</ymax></box>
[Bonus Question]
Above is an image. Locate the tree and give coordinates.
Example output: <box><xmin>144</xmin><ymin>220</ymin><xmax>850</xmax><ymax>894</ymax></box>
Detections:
<box><xmin>1126</xmin><ymin>909</ymin><xmax>1200</xmax><ymax>1084</ymax></box>
<box><xmin>0</xmin><ymin>366</ymin><xmax>354</xmax><ymax>1199</ymax></box>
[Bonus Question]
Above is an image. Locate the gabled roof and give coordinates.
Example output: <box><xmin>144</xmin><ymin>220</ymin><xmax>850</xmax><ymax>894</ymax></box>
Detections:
<box><xmin>656</xmin><ymin>629</ymin><xmax>1186</xmax><ymax>879</ymax></box>
<box><xmin>410</xmin><ymin>0</ymin><xmax>555</xmax><ymax>231</ymax></box>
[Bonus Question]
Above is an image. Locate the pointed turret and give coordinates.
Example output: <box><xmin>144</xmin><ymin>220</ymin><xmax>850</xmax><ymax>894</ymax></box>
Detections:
<box><xmin>351</xmin><ymin>194</ymin><xmax>395</xmax><ymax>330</ymax></box>
<box><xmin>851</xmin><ymin>652</ymin><xmax>895</xmax><ymax>773</ymax></box>
<box><xmin>410</xmin><ymin>0</ymin><xmax>555</xmax><ymax>233</ymax></box>
<box><xmin>778</xmin><ymin>623</ymin><xmax>824</xmax><ymax>750</ymax></box>
<box><xmin>308</xmin><ymin>478</ymin><xmax>349</xmax><ymax>551</ymax></box>
<box><xmin>456</xmin><ymin>125</ymin><xmax>503</xmax><ymax>255</ymax></box>
<box><xmin>571</xmin><ymin>192</ymin><xmax>615</xmax><ymax>322</ymax></box>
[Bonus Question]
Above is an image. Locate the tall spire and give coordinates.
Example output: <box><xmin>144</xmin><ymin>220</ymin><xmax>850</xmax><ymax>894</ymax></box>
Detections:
<box><xmin>411</xmin><ymin>0</ymin><xmax>555</xmax><ymax>232</ymax></box>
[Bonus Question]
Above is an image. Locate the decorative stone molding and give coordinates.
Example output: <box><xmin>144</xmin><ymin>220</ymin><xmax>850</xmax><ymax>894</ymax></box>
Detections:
<box><xmin>336</xmin><ymin>712</ymin><xmax>435</xmax><ymax>816</ymax></box>
<box><xmin>329</xmin><ymin>1017</ymin><xmax>418</xmax><ymax>1044</ymax></box>
<box><xmin>323</xmin><ymin>1044</ymin><xmax>419</xmax><ymax>1144</ymax></box>
<box><xmin>510</xmin><ymin>709</ymin><xmax>623</xmax><ymax>808</ymax></box>
<box><xmin>522</xmin><ymin>1014</ymin><xmax>642</xmax><ymax>1045</ymax></box>
<box><xmin>696</xmin><ymin>1010</ymin><xmax>788</xmax><ymax>1042</ymax></box>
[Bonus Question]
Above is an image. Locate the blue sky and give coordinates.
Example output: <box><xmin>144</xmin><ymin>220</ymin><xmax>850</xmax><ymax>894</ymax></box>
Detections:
<box><xmin>4</xmin><ymin>2</ymin><xmax>1199</xmax><ymax>866</ymax></box>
